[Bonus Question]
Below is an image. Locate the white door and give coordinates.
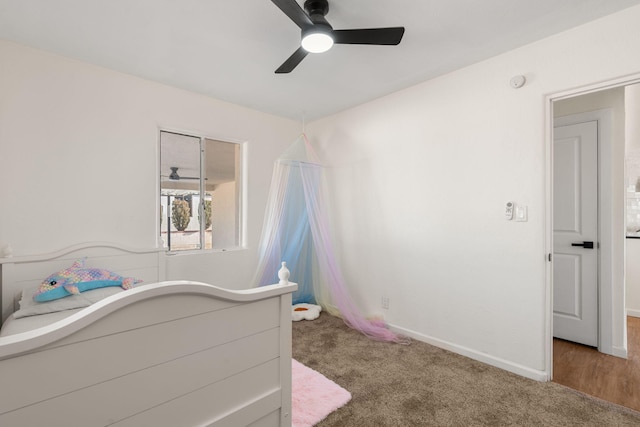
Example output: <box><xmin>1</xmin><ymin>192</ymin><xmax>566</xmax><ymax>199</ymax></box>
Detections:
<box><xmin>553</xmin><ymin>121</ymin><xmax>598</xmax><ymax>347</ymax></box>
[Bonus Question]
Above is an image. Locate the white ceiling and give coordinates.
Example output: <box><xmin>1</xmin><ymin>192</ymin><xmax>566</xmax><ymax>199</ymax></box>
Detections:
<box><xmin>1</xmin><ymin>0</ymin><xmax>640</xmax><ymax>121</ymax></box>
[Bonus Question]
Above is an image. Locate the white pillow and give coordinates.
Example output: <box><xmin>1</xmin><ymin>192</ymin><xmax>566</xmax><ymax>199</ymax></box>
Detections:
<box><xmin>14</xmin><ymin>286</ymin><xmax>124</xmax><ymax>319</ymax></box>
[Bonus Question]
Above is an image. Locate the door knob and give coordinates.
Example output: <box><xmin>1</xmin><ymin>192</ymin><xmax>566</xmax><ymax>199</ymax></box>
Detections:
<box><xmin>571</xmin><ymin>241</ymin><xmax>594</xmax><ymax>249</ymax></box>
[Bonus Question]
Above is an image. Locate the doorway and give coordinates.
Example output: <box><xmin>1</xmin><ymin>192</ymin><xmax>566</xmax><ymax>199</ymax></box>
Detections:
<box><xmin>548</xmin><ymin>78</ymin><xmax>640</xmax><ymax>383</ymax></box>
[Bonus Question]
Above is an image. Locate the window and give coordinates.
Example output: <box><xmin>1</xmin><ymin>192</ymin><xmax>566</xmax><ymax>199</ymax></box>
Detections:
<box><xmin>160</xmin><ymin>130</ymin><xmax>242</xmax><ymax>251</ymax></box>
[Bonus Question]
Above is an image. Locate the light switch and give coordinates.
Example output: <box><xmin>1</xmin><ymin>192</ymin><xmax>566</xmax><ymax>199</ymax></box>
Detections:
<box><xmin>515</xmin><ymin>205</ymin><xmax>528</xmax><ymax>222</ymax></box>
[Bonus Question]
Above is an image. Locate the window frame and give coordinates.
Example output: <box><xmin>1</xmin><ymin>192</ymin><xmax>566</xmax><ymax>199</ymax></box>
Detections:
<box><xmin>158</xmin><ymin>129</ymin><xmax>244</xmax><ymax>253</ymax></box>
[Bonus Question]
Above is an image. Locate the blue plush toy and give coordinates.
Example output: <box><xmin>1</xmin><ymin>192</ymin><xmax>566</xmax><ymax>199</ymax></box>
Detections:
<box><xmin>33</xmin><ymin>258</ymin><xmax>141</xmax><ymax>302</ymax></box>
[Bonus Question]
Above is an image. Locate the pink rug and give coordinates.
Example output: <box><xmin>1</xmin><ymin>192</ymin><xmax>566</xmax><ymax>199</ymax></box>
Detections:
<box><xmin>292</xmin><ymin>359</ymin><xmax>352</xmax><ymax>427</ymax></box>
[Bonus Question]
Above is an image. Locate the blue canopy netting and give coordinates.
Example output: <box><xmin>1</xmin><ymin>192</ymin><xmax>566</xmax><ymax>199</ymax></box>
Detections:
<box><xmin>253</xmin><ymin>134</ymin><xmax>406</xmax><ymax>342</ymax></box>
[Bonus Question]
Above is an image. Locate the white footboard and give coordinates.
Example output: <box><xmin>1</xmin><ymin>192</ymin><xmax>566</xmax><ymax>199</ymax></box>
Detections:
<box><xmin>0</xmin><ymin>281</ymin><xmax>297</xmax><ymax>427</ymax></box>
<box><xmin>0</xmin><ymin>243</ymin><xmax>297</xmax><ymax>427</ymax></box>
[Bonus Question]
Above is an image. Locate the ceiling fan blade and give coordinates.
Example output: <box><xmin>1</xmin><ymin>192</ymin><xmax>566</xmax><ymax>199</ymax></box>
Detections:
<box><xmin>275</xmin><ymin>47</ymin><xmax>309</xmax><ymax>74</ymax></box>
<box><xmin>166</xmin><ymin>175</ymin><xmax>200</xmax><ymax>180</ymax></box>
<box><xmin>271</xmin><ymin>0</ymin><xmax>313</xmax><ymax>30</ymax></box>
<box><xmin>333</xmin><ymin>27</ymin><xmax>405</xmax><ymax>45</ymax></box>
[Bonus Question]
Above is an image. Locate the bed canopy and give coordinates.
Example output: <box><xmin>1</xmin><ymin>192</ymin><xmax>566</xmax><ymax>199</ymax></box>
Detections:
<box><xmin>253</xmin><ymin>134</ymin><xmax>404</xmax><ymax>342</ymax></box>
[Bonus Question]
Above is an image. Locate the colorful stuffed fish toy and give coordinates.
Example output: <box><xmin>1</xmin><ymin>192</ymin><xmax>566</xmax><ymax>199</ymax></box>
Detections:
<box><xmin>33</xmin><ymin>258</ymin><xmax>141</xmax><ymax>302</ymax></box>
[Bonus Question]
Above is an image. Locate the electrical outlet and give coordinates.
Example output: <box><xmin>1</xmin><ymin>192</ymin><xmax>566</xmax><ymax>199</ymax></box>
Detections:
<box><xmin>381</xmin><ymin>296</ymin><xmax>390</xmax><ymax>310</ymax></box>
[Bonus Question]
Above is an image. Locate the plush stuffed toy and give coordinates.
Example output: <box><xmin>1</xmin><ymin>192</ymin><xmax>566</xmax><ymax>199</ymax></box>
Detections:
<box><xmin>292</xmin><ymin>303</ymin><xmax>322</xmax><ymax>321</ymax></box>
<box><xmin>33</xmin><ymin>258</ymin><xmax>141</xmax><ymax>302</ymax></box>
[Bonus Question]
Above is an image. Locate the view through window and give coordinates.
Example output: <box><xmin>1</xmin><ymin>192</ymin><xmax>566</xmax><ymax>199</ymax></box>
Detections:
<box><xmin>160</xmin><ymin>131</ymin><xmax>242</xmax><ymax>251</ymax></box>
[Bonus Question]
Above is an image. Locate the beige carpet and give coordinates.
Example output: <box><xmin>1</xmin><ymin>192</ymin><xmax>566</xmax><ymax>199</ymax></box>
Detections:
<box><xmin>292</xmin><ymin>313</ymin><xmax>640</xmax><ymax>426</ymax></box>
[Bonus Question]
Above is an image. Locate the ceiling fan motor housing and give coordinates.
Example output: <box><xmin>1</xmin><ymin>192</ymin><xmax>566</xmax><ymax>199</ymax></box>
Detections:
<box><xmin>169</xmin><ymin>167</ymin><xmax>180</xmax><ymax>180</ymax></box>
<box><xmin>304</xmin><ymin>0</ymin><xmax>329</xmax><ymax>20</ymax></box>
<box><xmin>304</xmin><ymin>0</ymin><xmax>332</xmax><ymax>31</ymax></box>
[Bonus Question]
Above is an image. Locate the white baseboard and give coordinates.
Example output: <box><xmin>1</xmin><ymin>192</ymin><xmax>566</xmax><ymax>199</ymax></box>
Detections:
<box><xmin>627</xmin><ymin>308</ymin><xmax>640</xmax><ymax>318</ymax></box>
<box><xmin>389</xmin><ymin>323</ymin><xmax>549</xmax><ymax>382</ymax></box>
<box><xmin>611</xmin><ymin>345</ymin><xmax>628</xmax><ymax>359</ymax></box>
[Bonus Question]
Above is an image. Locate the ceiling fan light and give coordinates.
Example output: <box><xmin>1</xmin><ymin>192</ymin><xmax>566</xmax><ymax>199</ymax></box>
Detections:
<box><xmin>301</xmin><ymin>32</ymin><xmax>334</xmax><ymax>53</ymax></box>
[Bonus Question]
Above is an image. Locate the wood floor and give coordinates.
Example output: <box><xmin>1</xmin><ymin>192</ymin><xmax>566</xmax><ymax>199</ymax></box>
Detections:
<box><xmin>553</xmin><ymin>316</ymin><xmax>640</xmax><ymax>412</ymax></box>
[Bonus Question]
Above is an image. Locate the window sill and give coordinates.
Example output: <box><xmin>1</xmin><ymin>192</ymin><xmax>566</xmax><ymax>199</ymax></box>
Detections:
<box><xmin>164</xmin><ymin>247</ymin><xmax>246</xmax><ymax>256</ymax></box>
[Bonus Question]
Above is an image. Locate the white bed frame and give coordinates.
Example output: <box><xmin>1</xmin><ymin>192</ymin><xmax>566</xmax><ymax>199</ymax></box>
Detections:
<box><xmin>0</xmin><ymin>243</ymin><xmax>297</xmax><ymax>427</ymax></box>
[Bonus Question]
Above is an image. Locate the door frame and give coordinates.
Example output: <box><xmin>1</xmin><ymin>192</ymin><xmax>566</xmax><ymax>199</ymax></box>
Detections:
<box><xmin>545</xmin><ymin>73</ymin><xmax>640</xmax><ymax>379</ymax></box>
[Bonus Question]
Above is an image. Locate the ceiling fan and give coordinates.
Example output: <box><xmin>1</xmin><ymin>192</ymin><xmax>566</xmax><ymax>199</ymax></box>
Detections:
<box><xmin>271</xmin><ymin>0</ymin><xmax>405</xmax><ymax>73</ymax></box>
<box><xmin>167</xmin><ymin>167</ymin><xmax>199</xmax><ymax>180</ymax></box>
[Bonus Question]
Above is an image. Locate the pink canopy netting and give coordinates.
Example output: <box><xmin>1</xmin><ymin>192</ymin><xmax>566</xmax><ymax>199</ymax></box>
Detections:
<box><xmin>253</xmin><ymin>134</ymin><xmax>408</xmax><ymax>343</ymax></box>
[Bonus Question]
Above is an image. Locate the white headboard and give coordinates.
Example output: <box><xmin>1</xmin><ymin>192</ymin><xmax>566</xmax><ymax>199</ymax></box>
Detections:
<box><xmin>0</xmin><ymin>242</ymin><xmax>164</xmax><ymax>323</ymax></box>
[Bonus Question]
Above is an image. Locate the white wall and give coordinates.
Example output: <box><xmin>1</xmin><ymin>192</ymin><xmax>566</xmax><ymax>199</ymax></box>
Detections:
<box><xmin>0</xmin><ymin>40</ymin><xmax>299</xmax><ymax>288</ymax></box>
<box><xmin>307</xmin><ymin>5</ymin><xmax>640</xmax><ymax>379</ymax></box>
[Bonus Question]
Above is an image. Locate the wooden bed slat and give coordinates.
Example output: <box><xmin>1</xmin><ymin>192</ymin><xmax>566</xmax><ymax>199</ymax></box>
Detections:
<box><xmin>0</xmin><ymin>332</ymin><xmax>281</xmax><ymax>426</ymax></box>
<box><xmin>208</xmin><ymin>393</ymin><xmax>282</xmax><ymax>427</ymax></box>
<box><xmin>47</xmin><ymin>293</ymin><xmax>242</xmax><ymax>349</ymax></box>
<box><xmin>248</xmin><ymin>410</ymin><xmax>281</xmax><ymax>427</ymax></box>
<box><xmin>0</xmin><ymin>298</ymin><xmax>279</xmax><ymax>414</ymax></box>
<box><xmin>111</xmin><ymin>359</ymin><xmax>281</xmax><ymax>427</ymax></box>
